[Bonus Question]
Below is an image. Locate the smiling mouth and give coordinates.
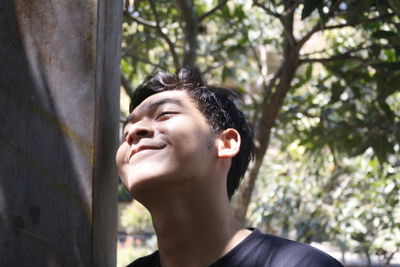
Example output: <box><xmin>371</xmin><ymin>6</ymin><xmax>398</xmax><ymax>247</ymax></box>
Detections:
<box><xmin>128</xmin><ymin>145</ymin><xmax>166</xmax><ymax>161</ymax></box>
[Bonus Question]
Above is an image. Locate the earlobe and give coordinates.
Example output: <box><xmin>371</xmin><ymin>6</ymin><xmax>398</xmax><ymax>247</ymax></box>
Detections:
<box><xmin>217</xmin><ymin>128</ymin><xmax>241</xmax><ymax>158</ymax></box>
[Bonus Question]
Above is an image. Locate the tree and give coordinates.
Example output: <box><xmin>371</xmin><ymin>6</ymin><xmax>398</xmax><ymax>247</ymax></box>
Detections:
<box><xmin>120</xmin><ymin>0</ymin><xmax>400</xmax><ymax>256</ymax></box>
<box><xmin>246</xmin><ymin>135</ymin><xmax>399</xmax><ymax>265</ymax></box>
<box><xmin>121</xmin><ymin>0</ymin><xmax>399</xmax><ymax>219</ymax></box>
<box><xmin>121</xmin><ymin>0</ymin><xmax>400</xmax><ymax>262</ymax></box>
<box><xmin>233</xmin><ymin>0</ymin><xmax>400</xmax><ymax>221</ymax></box>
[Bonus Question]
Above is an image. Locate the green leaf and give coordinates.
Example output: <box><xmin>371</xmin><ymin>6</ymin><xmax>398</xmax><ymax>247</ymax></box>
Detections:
<box><xmin>349</xmin><ymin>139</ymin><xmax>371</xmax><ymax>157</ymax></box>
<box><xmin>301</xmin><ymin>0</ymin><xmax>323</xmax><ymax>20</ymax></box>
<box><xmin>345</xmin><ymin>0</ymin><xmax>375</xmax><ymax>24</ymax></box>
<box><xmin>329</xmin><ymin>82</ymin><xmax>345</xmax><ymax>104</ymax></box>
<box><xmin>371</xmin><ymin>30</ymin><xmax>397</xmax><ymax>40</ymax></box>
<box><xmin>376</xmin><ymin>71</ymin><xmax>400</xmax><ymax>99</ymax></box>
<box><xmin>372</xmin><ymin>136</ymin><xmax>389</xmax><ymax>163</ymax></box>
<box><xmin>234</xmin><ymin>5</ymin><xmax>245</xmax><ymax>20</ymax></box>
<box><xmin>121</xmin><ymin>59</ymin><xmax>133</xmax><ymax>75</ymax></box>
<box><xmin>372</xmin><ymin>62</ymin><xmax>400</xmax><ymax>70</ymax></box>
<box><xmin>221</xmin><ymin>66</ymin><xmax>233</xmax><ymax>82</ymax></box>
<box><xmin>221</xmin><ymin>5</ymin><xmax>231</xmax><ymax>18</ymax></box>
<box><xmin>217</xmin><ymin>32</ymin><xmax>236</xmax><ymax>44</ymax></box>
<box><xmin>388</xmin><ymin>0</ymin><xmax>400</xmax><ymax>17</ymax></box>
<box><xmin>305</xmin><ymin>64</ymin><xmax>313</xmax><ymax>81</ymax></box>
<box><xmin>383</xmin><ymin>49</ymin><xmax>396</xmax><ymax>61</ymax></box>
<box><xmin>317</xmin><ymin>4</ymin><xmax>327</xmax><ymax>23</ymax></box>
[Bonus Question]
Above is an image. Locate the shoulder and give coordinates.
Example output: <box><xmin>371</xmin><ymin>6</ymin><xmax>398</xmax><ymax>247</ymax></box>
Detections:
<box><xmin>126</xmin><ymin>251</ymin><xmax>159</xmax><ymax>267</ymax></box>
<box><xmin>251</xmin><ymin>229</ymin><xmax>343</xmax><ymax>267</ymax></box>
<box><xmin>214</xmin><ymin>229</ymin><xmax>342</xmax><ymax>267</ymax></box>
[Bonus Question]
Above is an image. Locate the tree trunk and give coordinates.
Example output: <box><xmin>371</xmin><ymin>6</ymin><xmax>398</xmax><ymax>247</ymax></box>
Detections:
<box><xmin>234</xmin><ymin>55</ymin><xmax>299</xmax><ymax>222</ymax></box>
<box><xmin>233</xmin><ymin>4</ymin><xmax>300</xmax><ymax>223</ymax></box>
<box><xmin>176</xmin><ymin>0</ymin><xmax>198</xmax><ymax>68</ymax></box>
<box><xmin>0</xmin><ymin>0</ymin><xmax>121</xmax><ymax>266</ymax></box>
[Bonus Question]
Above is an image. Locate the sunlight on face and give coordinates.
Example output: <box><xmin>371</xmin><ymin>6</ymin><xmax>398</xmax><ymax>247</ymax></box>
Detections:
<box><xmin>116</xmin><ymin>90</ymin><xmax>217</xmax><ymax>198</ymax></box>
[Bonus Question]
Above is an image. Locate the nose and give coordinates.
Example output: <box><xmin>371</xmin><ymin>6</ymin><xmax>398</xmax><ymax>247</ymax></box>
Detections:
<box><xmin>125</xmin><ymin>121</ymin><xmax>154</xmax><ymax>144</ymax></box>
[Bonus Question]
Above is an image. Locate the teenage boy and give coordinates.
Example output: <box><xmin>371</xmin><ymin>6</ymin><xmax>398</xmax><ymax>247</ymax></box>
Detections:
<box><xmin>116</xmin><ymin>68</ymin><xmax>342</xmax><ymax>267</ymax></box>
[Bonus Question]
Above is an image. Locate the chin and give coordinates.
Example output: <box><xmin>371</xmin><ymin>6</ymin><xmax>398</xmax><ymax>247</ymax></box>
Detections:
<box><xmin>123</xmin><ymin>167</ymin><xmax>172</xmax><ymax>197</ymax></box>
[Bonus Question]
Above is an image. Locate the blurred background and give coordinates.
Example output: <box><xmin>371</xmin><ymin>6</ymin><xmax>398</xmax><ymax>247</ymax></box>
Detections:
<box><xmin>116</xmin><ymin>0</ymin><xmax>400</xmax><ymax>266</ymax></box>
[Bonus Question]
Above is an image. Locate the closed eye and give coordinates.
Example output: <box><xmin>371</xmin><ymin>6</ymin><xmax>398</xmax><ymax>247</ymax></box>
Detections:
<box><xmin>156</xmin><ymin>111</ymin><xmax>179</xmax><ymax>121</ymax></box>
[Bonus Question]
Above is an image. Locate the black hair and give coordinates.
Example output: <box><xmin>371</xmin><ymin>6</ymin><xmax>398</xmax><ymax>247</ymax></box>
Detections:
<box><xmin>128</xmin><ymin>67</ymin><xmax>254</xmax><ymax>199</ymax></box>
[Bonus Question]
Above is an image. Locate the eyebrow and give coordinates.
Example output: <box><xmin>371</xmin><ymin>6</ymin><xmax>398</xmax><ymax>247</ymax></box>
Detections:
<box><xmin>143</xmin><ymin>98</ymin><xmax>182</xmax><ymax>112</ymax></box>
<box><xmin>122</xmin><ymin>98</ymin><xmax>182</xmax><ymax>128</ymax></box>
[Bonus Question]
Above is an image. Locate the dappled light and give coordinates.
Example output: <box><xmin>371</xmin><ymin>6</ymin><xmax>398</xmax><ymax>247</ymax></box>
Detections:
<box><xmin>118</xmin><ymin>0</ymin><xmax>400</xmax><ymax>266</ymax></box>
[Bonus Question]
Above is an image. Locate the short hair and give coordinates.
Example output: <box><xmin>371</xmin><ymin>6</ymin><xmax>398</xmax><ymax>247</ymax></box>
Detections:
<box><xmin>128</xmin><ymin>67</ymin><xmax>254</xmax><ymax>199</ymax></box>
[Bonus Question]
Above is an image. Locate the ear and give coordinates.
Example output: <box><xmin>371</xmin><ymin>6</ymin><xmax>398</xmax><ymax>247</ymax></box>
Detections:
<box><xmin>216</xmin><ymin>128</ymin><xmax>241</xmax><ymax>158</ymax></box>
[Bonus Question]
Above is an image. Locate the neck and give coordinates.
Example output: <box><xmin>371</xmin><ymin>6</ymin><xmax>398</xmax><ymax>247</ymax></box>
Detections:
<box><xmin>138</xmin><ymin>184</ymin><xmax>250</xmax><ymax>267</ymax></box>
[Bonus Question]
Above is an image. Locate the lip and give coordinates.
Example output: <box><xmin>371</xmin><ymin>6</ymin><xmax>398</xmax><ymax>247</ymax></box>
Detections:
<box><xmin>128</xmin><ymin>144</ymin><xmax>166</xmax><ymax>161</ymax></box>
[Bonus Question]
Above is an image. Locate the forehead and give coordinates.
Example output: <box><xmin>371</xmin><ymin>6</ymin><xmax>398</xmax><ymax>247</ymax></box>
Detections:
<box><xmin>134</xmin><ymin>90</ymin><xmax>196</xmax><ymax>113</ymax></box>
<box><xmin>123</xmin><ymin>90</ymin><xmax>201</xmax><ymax>129</ymax></box>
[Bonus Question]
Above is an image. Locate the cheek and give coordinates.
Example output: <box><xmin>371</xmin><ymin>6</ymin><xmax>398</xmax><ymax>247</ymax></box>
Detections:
<box><xmin>174</xmin><ymin>130</ymin><xmax>214</xmax><ymax>157</ymax></box>
<box><xmin>115</xmin><ymin>145</ymin><xmax>127</xmax><ymax>168</ymax></box>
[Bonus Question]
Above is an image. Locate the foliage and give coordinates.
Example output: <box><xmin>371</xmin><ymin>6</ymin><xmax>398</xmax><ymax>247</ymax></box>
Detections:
<box><xmin>119</xmin><ymin>0</ymin><xmax>400</xmax><ymax>265</ymax></box>
<box><xmin>248</xmin><ymin>139</ymin><xmax>400</xmax><ymax>264</ymax></box>
<box><xmin>232</xmin><ymin>0</ymin><xmax>400</xmax><ymax>222</ymax></box>
<box><xmin>119</xmin><ymin>201</ymin><xmax>156</xmax><ymax>264</ymax></box>
<box><xmin>121</xmin><ymin>201</ymin><xmax>153</xmax><ymax>234</ymax></box>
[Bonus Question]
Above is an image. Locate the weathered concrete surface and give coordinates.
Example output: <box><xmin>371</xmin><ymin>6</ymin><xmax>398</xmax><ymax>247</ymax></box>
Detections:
<box><xmin>0</xmin><ymin>0</ymin><xmax>122</xmax><ymax>266</ymax></box>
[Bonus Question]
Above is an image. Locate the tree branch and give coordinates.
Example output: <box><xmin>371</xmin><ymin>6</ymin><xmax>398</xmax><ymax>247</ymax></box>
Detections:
<box><xmin>282</xmin><ymin>0</ymin><xmax>304</xmax><ymax>17</ymax></box>
<box><xmin>280</xmin><ymin>1</ymin><xmax>300</xmax><ymax>52</ymax></box>
<box><xmin>300</xmin><ymin>55</ymin><xmax>368</xmax><ymax>64</ymax></box>
<box><xmin>123</xmin><ymin>51</ymin><xmax>165</xmax><ymax>69</ymax></box>
<box><xmin>300</xmin><ymin>47</ymin><xmax>334</xmax><ymax>57</ymax></box>
<box><xmin>298</xmin><ymin>0</ymin><xmax>343</xmax><ymax>48</ymax></box>
<box><xmin>201</xmin><ymin>61</ymin><xmax>227</xmax><ymax>75</ymax></box>
<box><xmin>322</xmin><ymin>13</ymin><xmax>396</xmax><ymax>31</ymax></box>
<box><xmin>254</xmin><ymin>0</ymin><xmax>297</xmax><ymax>48</ymax></box>
<box><xmin>248</xmin><ymin>43</ymin><xmax>278</xmax><ymax>93</ymax></box>
<box><xmin>176</xmin><ymin>0</ymin><xmax>199</xmax><ymax>67</ymax></box>
<box><xmin>253</xmin><ymin>0</ymin><xmax>281</xmax><ymax>18</ymax></box>
<box><xmin>199</xmin><ymin>0</ymin><xmax>229</xmax><ymax>22</ymax></box>
<box><xmin>299</xmin><ymin>2</ymin><xmax>396</xmax><ymax>49</ymax></box>
<box><xmin>121</xmin><ymin>74</ymin><xmax>135</xmax><ymax>99</ymax></box>
<box><xmin>263</xmin><ymin>65</ymin><xmax>283</xmax><ymax>100</ymax></box>
<box><xmin>123</xmin><ymin>2</ymin><xmax>181</xmax><ymax>69</ymax></box>
<box><xmin>299</xmin><ymin>44</ymin><xmax>394</xmax><ymax>64</ymax></box>
<box><xmin>250</xmin><ymin>45</ymin><xmax>264</xmax><ymax>78</ymax></box>
<box><xmin>123</xmin><ymin>10</ymin><xmax>157</xmax><ymax>28</ymax></box>
<box><xmin>148</xmin><ymin>0</ymin><xmax>181</xmax><ymax>69</ymax></box>
<box><xmin>280</xmin><ymin>16</ymin><xmax>297</xmax><ymax>48</ymax></box>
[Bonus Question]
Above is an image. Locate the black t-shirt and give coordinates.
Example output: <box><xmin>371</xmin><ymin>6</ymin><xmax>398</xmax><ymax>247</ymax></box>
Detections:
<box><xmin>127</xmin><ymin>229</ymin><xmax>343</xmax><ymax>267</ymax></box>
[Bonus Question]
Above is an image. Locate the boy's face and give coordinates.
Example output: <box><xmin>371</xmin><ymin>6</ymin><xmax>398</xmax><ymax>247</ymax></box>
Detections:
<box><xmin>116</xmin><ymin>90</ymin><xmax>218</xmax><ymax>197</ymax></box>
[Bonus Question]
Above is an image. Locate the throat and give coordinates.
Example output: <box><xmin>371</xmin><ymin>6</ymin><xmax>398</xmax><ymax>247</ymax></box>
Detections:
<box><xmin>147</xmin><ymin>196</ymin><xmax>249</xmax><ymax>267</ymax></box>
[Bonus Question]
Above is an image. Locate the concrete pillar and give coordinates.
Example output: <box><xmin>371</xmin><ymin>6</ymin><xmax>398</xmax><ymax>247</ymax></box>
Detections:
<box><xmin>0</xmin><ymin>0</ymin><xmax>122</xmax><ymax>266</ymax></box>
